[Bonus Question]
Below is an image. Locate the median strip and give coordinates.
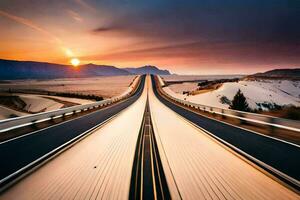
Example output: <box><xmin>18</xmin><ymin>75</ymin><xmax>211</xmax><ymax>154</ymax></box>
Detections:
<box><xmin>129</xmin><ymin>97</ymin><xmax>171</xmax><ymax>200</ymax></box>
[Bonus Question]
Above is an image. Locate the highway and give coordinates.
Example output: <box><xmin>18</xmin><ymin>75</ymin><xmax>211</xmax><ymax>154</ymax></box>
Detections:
<box><xmin>0</xmin><ymin>75</ymin><xmax>145</xmax><ymax>186</ymax></box>
<box><xmin>152</xmin><ymin>75</ymin><xmax>300</xmax><ymax>187</ymax></box>
<box><xmin>0</xmin><ymin>75</ymin><xmax>299</xmax><ymax>199</ymax></box>
<box><xmin>0</xmin><ymin>76</ymin><xmax>148</xmax><ymax>199</ymax></box>
<box><xmin>148</xmin><ymin>76</ymin><xmax>299</xmax><ymax>199</ymax></box>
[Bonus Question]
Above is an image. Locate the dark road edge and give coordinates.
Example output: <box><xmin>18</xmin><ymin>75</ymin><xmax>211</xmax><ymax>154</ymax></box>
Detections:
<box><xmin>151</xmin><ymin>75</ymin><xmax>300</xmax><ymax>192</ymax></box>
<box><xmin>129</xmin><ymin>97</ymin><xmax>171</xmax><ymax>200</ymax></box>
<box><xmin>0</xmin><ymin>75</ymin><xmax>146</xmax><ymax>192</ymax></box>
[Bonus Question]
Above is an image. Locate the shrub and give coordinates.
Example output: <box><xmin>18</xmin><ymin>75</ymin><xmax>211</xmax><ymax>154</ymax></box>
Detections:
<box><xmin>219</xmin><ymin>96</ymin><xmax>231</xmax><ymax>105</ymax></box>
<box><xmin>285</xmin><ymin>107</ymin><xmax>300</xmax><ymax>120</ymax></box>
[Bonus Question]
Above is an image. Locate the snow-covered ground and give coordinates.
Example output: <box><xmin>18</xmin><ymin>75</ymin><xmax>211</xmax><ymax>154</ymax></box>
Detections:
<box><xmin>0</xmin><ymin>75</ymin><xmax>136</xmax><ymax>98</ymax></box>
<box><xmin>162</xmin><ymin>74</ymin><xmax>244</xmax><ymax>82</ymax></box>
<box><xmin>0</xmin><ymin>105</ymin><xmax>26</xmax><ymax>120</ymax></box>
<box><xmin>1</xmin><ymin>77</ymin><xmax>147</xmax><ymax>199</ymax></box>
<box><xmin>168</xmin><ymin>82</ymin><xmax>198</xmax><ymax>93</ymax></box>
<box><xmin>0</xmin><ymin>76</ymin><xmax>137</xmax><ymax>119</ymax></box>
<box><xmin>5</xmin><ymin>94</ymin><xmax>94</xmax><ymax>114</ymax></box>
<box><xmin>0</xmin><ymin>94</ymin><xmax>94</xmax><ymax>119</ymax></box>
<box><xmin>164</xmin><ymin>79</ymin><xmax>300</xmax><ymax>110</ymax></box>
<box><xmin>18</xmin><ymin>94</ymin><xmax>64</xmax><ymax>113</ymax></box>
<box><xmin>149</xmin><ymin>78</ymin><xmax>298</xmax><ymax>199</ymax></box>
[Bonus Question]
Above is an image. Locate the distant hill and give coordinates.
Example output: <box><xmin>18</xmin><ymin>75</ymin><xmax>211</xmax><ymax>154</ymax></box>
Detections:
<box><xmin>248</xmin><ymin>68</ymin><xmax>300</xmax><ymax>80</ymax></box>
<box><xmin>0</xmin><ymin>59</ymin><xmax>171</xmax><ymax>79</ymax></box>
<box><xmin>124</xmin><ymin>65</ymin><xmax>171</xmax><ymax>75</ymax></box>
<box><xmin>81</xmin><ymin>63</ymin><xmax>130</xmax><ymax>76</ymax></box>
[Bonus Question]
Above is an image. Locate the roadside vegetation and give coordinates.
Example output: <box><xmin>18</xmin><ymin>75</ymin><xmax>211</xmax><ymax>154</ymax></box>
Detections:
<box><xmin>257</xmin><ymin>106</ymin><xmax>300</xmax><ymax>120</ymax></box>
<box><xmin>181</xmin><ymin>78</ymin><xmax>239</xmax><ymax>96</ymax></box>
<box><xmin>47</xmin><ymin>92</ymin><xmax>103</xmax><ymax>101</ymax></box>
<box><xmin>197</xmin><ymin>78</ymin><xmax>239</xmax><ymax>87</ymax></box>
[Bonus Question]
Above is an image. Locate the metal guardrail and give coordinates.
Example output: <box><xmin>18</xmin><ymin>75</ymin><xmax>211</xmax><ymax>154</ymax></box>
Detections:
<box><xmin>0</xmin><ymin>76</ymin><xmax>141</xmax><ymax>133</ymax></box>
<box><xmin>157</xmin><ymin>76</ymin><xmax>300</xmax><ymax>133</ymax></box>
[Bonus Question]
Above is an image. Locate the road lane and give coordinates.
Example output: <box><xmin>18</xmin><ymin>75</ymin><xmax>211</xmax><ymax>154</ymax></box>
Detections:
<box><xmin>0</xmin><ymin>75</ymin><xmax>145</xmax><ymax>185</ymax></box>
<box><xmin>152</xmin><ymin>75</ymin><xmax>300</xmax><ymax>188</ymax></box>
<box><xmin>0</xmin><ymin>76</ymin><xmax>148</xmax><ymax>200</ymax></box>
<box><xmin>149</xmin><ymin>75</ymin><xmax>299</xmax><ymax>199</ymax></box>
<box><xmin>2</xmin><ymin>75</ymin><xmax>299</xmax><ymax>199</ymax></box>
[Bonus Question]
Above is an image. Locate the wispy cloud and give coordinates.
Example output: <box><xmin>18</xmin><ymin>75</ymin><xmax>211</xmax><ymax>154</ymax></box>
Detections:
<box><xmin>66</xmin><ymin>9</ymin><xmax>83</xmax><ymax>22</ymax></box>
<box><xmin>92</xmin><ymin>26</ymin><xmax>114</xmax><ymax>32</ymax></box>
<box><xmin>0</xmin><ymin>10</ymin><xmax>61</xmax><ymax>43</ymax></box>
<box><xmin>75</xmin><ymin>0</ymin><xmax>96</xmax><ymax>13</ymax></box>
<box><xmin>80</xmin><ymin>40</ymin><xmax>300</xmax><ymax>67</ymax></box>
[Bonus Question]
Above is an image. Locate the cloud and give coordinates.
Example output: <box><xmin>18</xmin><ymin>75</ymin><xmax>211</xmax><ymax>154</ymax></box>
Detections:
<box><xmin>0</xmin><ymin>10</ymin><xmax>61</xmax><ymax>43</ymax></box>
<box><xmin>91</xmin><ymin>0</ymin><xmax>300</xmax><ymax>44</ymax></box>
<box><xmin>80</xmin><ymin>39</ymin><xmax>300</xmax><ymax>67</ymax></box>
<box><xmin>75</xmin><ymin>0</ymin><xmax>96</xmax><ymax>13</ymax></box>
<box><xmin>87</xmin><ymin>0</ymin><xmax>300</xmax><ymax>69</ymax></box>
<box><xmin>66</xmin><ymin>9</ymin><xmax>83</xmax><ymax>22</ymax></box>
<box><xmin>92</xmin><ymin>26</ymin><xmax>115</xmax><ymax>32</ymax></box>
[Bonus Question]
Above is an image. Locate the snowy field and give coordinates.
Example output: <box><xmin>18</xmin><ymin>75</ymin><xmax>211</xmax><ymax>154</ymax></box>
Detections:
<box><xmin>18</xmin><ymin>94</ymin><xmax>94</xmax><ymax>112</ymax></box>
<box><xmin>0</xmin><ymin>106</ymin><xmax>26</xmax><ymax>120</ymax></box>
<box><xmin>163</xmin><ymin>79</ymin><xmax>300</xmax><ymax>110</ymax></box>
<box><xmin>168</xmin><ymin>82</ymin><xmax>199</xmax><ymax>93</ymax></box>
<box><xmin>0</xmin><ymin>76</ymin><xmax>136</xmax><ymax>98</ymax></box>
<box><xmin>0</xmin><ymin>76</ymin><xmax>137</xmax><ymax>119</ymax></box>
<box><xmin>162</xmin><ymin>74</ymin><xmax>244</xmax><ymax>82</ymax></box>
<box><xmin>0</xmin><ymin>94</ymin><xmax>94</xmax><ymax>119</ymax></box>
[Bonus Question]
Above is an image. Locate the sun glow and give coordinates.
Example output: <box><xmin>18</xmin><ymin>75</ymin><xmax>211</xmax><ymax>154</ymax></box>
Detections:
<box><xmin>66</xmin><ymin>49</ymin><xmax>73</xmax><ymax>57</ymax></box>
<box><xmin>70</xmin><ymin>58</ymin><xmax>80</xmax><ymax>67</ymax></box>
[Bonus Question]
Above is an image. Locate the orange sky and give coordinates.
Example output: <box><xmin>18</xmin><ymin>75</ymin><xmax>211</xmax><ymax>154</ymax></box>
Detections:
<box><xmin>0</xmin><ymin>0</ymin><xmax>299</xmax><ymax>75</ymax></box>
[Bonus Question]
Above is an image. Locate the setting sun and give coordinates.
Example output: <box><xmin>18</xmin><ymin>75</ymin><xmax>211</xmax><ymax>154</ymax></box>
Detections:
<box><xmin>70</xmin><ymin>58</ymin><xmax>80</xmax><ymax>67</ymax></box>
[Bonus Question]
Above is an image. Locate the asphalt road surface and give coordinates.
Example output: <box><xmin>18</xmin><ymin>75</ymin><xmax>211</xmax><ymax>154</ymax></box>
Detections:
<box><xmin>1</xmin><ymin>75</ymin><xmax>298</xmax><ymax>199</ymax></box>
<box><xmin>0</xmin><ymin>75</ymin><xmax>145</xmax><ymax>185</ymax></box>
<box><xmin>151</xmin><ymin>75</ymin><xmax>300</xmax><ymax>187</ymax></box>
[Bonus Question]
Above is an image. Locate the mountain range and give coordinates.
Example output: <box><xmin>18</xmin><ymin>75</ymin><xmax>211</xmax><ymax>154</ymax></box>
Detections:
<box><xmin>124</xmin><ymin>65</ymin><xmax>170</xmax><ymax>75</ymax></box>
<box><xmin>249</xmin><ymin>68</ymin><xmax>300</xmax><ymax>79</ymax></box>
<box><xmin>0</xmin><ymin>59</ymin><xmax>171</xmax><ymax>79</ymax></box>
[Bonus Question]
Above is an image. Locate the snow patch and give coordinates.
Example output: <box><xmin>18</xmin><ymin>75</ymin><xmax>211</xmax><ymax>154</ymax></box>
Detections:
<box><xmin>164</xmin><ymin>80</ymin><xmax>300</xmax><ymax>110</ymax></box>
